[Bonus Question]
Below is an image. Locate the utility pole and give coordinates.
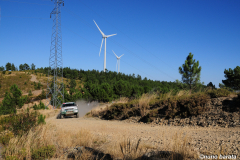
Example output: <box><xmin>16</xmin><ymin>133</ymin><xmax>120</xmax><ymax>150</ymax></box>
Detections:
<box><xmin>46</xmin><ymin>0</ymin><xmax>64</xmax><ymax>109</ymax></box>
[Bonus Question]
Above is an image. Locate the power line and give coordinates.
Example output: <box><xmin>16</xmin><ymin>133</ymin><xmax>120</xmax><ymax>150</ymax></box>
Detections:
<box><xmin>2</xmin><ymin>16</ymin><xmax>50</xmax><ymax>19</ymax></box>
<box><xmin>62</xmin><ymin>7</ymin><xmax>177</xmax><ymax>81</ymax></box>
<box><xmin>62</xmin><ymin>25</ymin><xmax>156</xmax><ymax>80</ymax></box>
<box><xmin>78</xmin><ymin>0</ymin><xmax>177</xmax><ymax>72</ymax></box>
<box><xmin>0</xmin><ymin>0</ymin><xmax>53</xmax><ymax>6</ymax></box>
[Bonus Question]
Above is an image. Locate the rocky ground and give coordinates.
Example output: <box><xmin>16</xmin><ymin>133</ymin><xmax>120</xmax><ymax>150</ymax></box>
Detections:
<box><xmin>47</xmin><ymin>113</ymin><xmax>240</xmax><ymax>159</ymax></box>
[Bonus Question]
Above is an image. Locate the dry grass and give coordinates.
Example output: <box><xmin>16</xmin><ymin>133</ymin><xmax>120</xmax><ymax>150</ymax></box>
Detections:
<box><xmin>137</xmin><ymin>93</ymin><xmax>157</xmax><ymax>117</ymax></box>
<box><xmin>35</xmin><ymin>72</ymin><xmax>83</xmax><ymax>92</ymax></box>
<box><xmin>119</xmin><ymin>138</ymin><xmax>148</xmax><ymax>159</ymax></box>
<box><xmin>176</xmin><ymin>90</ymin><xmax>192</xmax><ymax>97</ymax></box>
<box><xmin>0</xmin><ymin>71</ymin><xmax>32</xmax><ymax>98</ymax></box>
<box><xmin>86</xmin><ymin>97</ymin><xmax>130</xmax><ymax>117</ymax></box>
<box><xmin>0</xmin><ymin>71</ymin><xmax>48</xmax><ymax>99</ymax></box>
<box><xmin>170</xmin><ymin>132</ymin><xmax>197</xmax><ymax>160</ymax></box>
<box><xmin>1</xmin><ymin>115</ymin><xmax>200</xmax><ymax>160</ymax></box>
<box><xmin>3</xmin><ymin>124</ymin><xmax>103</xmax><ymax>159</ymax></box>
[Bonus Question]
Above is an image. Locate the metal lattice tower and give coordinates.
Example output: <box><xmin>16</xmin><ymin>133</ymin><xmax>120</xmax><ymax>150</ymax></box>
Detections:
<box><xmin>46</xmin><ymin>0</ymin><xmax>64</xmax><ymax>108</ymax></box>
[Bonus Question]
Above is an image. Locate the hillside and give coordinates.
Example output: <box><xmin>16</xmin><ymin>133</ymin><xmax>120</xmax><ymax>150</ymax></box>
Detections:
<box><xmin>89</xmin><ymin>91</ymin><xmax>240</xmax><ymax>128</ymax></box>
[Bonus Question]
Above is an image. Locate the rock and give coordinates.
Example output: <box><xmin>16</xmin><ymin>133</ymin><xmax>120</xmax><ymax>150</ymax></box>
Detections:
<box><xmin>65</xmin><ymin>146</ymin><xmax>113</xmax><ymax>160</ymax></box>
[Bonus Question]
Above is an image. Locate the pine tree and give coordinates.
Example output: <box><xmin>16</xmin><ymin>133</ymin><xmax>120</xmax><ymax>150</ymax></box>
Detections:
<box><xmin>31</xmin><ymin>63</ymin><xmax>36</xmax><ymax>70</ymax></box>
<box><xmin>5</xmin><ymin>62</ymin><xmax>11</xmax><ymax>71</ymax></box>
<box><xmin>222</xmin><ymin>66</ymin><xmax>240</xmax><ymax>90</ymax></box>
<box><xmin>0</xmin><ymin>66</ymin><xmax>4</xmax><ymax>71</ymax></box>
<box><xmin>179</xmin><ymin>52</ymin><xmax>202</xmax><ymax>89</ymax></box>
<box><xmin>207</xmin><ymin>82</ymin><xmax>216</xmax><ymax>89</ymax></box>
<box><xmin>69</xmin><ymin>78</ymin><xmax>76</xmax><ymax>95</ymax></box>
<box><xmin>11</xmin><ymin>63</ymin><xmax>16</xmax><ymax>71</ymax></box>
<box><xmin>0</xmin><ymin>91</ymin><xmax>16</xmax><ymax>115</ymax></box>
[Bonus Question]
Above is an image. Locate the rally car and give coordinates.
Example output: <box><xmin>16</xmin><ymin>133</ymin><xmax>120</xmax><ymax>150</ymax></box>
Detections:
<box><xmin>60</xmin><ymin>102</ymin><xmax>79</xmax><ymax>119</ymax></box>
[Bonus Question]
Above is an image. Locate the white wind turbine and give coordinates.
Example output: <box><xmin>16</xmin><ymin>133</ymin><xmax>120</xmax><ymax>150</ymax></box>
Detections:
<box><xmin>93</xmin><ymin>20</ymin><xmax>117</xmax><ymax>72</ymax></box>
<box><xmin>112</xmin><ymin>50</ymin><xmax>124</xmax><ymax>74</ymax></box>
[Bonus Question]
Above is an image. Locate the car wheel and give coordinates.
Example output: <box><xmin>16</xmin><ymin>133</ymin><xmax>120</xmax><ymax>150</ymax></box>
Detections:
<box><xmin>61</xmin><ymin>114</ymin><xmax>65</xmax><ymax>119</ymax></box>
<box><xmin>76</xmin><ymin>113</ymin><xmax>79</xmax><ymax>118</ymax></box>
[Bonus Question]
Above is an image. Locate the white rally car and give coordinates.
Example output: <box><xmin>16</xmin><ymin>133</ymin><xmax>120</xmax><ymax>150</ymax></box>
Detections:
<box><xmin>60</xmin><ymin>102</ymin><xmax>79</xmax><ymax>119</ymax></box>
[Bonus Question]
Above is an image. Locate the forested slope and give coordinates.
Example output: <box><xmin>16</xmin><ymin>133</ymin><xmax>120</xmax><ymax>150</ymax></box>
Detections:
<box><xmin>37</xmin><ymin>67</ymin><xmax>206</xmax><ymax>102</ymax></box>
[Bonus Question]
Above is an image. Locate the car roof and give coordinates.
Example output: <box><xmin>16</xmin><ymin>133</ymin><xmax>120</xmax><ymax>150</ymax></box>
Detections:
<box><xmin>63</xmin><ymin>102</ymin><xmax>75</xmax><ymax>104</ymax></box>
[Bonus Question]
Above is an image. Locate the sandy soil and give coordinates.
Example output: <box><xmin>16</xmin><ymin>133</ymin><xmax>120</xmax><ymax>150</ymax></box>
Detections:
<box><xmin>30</xmin><ymin>74</ymin><xmax>39</xmax><ymax>83</ymax></box>
<box><xmin>46</xmin><ymin>105</ymin><xmax>240</xmax><ymax>159</ymax></box>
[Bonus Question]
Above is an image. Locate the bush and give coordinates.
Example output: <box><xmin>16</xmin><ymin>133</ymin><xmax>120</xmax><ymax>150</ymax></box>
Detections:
<box><xmin>8</xmin><ymin>72</ymin><xmax>11</xmax><ymax>75</ymax></box>
<box><xmin>33</xmin><ymin>101</ymin><xmax>47</xmax><ymax>110</ymax></box>
<box><xmin>0</xmin><ymin>110</ymin><xmax>45</xmax><ymax>136</ymax></box>
<box><xmin>207</xmin><ymin>88</ymin><xmax>231</xmax><ymax>98</ymax></box>
<box><xmin>0</xmin><ymin>130</ymin><xmax>14</xmax><ymax>145</ymax></box>
<box><xmin>34</xmin><ymin>82</ymin><xmax>43</xmax><ymax>90</ymax></box>
<box><xmin>31</xmin><ymin>145</ymin><xmax>56</xmax><ymax>160</ymax></box>
<box><xmin>0</xmin><ymin>92</ymin><xmax>16</xmax><ymax>115</ymax></box>
<box><xmin>3</xmin><ymin>71</ymin><xmax>6</xmax><ymax>74</ymax></box>
<box><xmin>40</xmin><ymin>89</ymin><xmax>46</xmax><ymax>99</ymax></box>
<box><xmin>28</xmin><ymin>90</ymin><xmax>33</xmax><ymax>96</ymax></box>
<box><xmin>165</xmin><ymin>93</ymin><xmax>210</xmax><ymax>119</ymax></box>
<box><xmin>24</xmin><ymin>82</ymin><xmax>27</xmax><ymax>85</ymax></box>
<box><xmin>37</xmin><ymin>114</ymin><xmax>46</xmax><ymax>125</ymax></box>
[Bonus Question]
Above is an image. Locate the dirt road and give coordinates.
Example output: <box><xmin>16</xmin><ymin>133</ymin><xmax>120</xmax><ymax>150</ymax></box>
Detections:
<box><xmin>46</xmin><ymin>111</ymin><xmax>240</xmax><ymax>159</ymax></box>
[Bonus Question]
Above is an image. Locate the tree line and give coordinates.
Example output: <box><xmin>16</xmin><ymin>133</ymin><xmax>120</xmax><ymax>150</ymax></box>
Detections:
<box><xmin>1</xmin><ymin>52</ymin><xmax>240</xmax><ymax>103</ymax></box>
<box><xmin>0</xmin><ymin>62</ymin><xmax>36</xmax><ymax>71</ymax></box>
<box><xmin>37</xmin><ymin>66</ymin><xmax>205</xmax><ymax>103</ymax></box>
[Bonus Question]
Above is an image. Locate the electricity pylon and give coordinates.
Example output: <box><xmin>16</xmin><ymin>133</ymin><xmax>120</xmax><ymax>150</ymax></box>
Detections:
<box><xmin>46</xmin><ymin>0</ymin><xmax>64</xmax><ymax>109</ymax></box>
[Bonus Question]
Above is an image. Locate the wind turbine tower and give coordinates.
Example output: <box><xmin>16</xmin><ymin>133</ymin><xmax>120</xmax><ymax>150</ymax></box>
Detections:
<box><xmin>93</xmin><ymin>20</ymin><xmax>116</xmax><ymax>72</ymax></box>
<box><xmin>46</xmin><ymin>0</ymin><xmax>64</xmax><ymax>108</ymax></box>
<box><xmin>112</xmin><ymin>50</ymin><xmax>124</xmax><ymax>74</ymax></box>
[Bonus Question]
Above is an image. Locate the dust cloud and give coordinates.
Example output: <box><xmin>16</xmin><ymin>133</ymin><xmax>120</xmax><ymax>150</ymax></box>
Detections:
<box><xmin>75</xmin><ymin>100</ymin><xmax>99</xmax><ymax>117</ymax></box>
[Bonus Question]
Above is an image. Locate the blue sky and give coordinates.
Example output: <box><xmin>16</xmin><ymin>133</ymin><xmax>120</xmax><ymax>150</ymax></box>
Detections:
<box><xmin>0</xmin><ymin>0</ymin><xmax>240</xmax><ymax>87</ymax></box>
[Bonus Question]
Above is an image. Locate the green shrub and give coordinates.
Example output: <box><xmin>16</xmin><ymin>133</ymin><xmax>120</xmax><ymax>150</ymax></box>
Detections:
<box><xmin>24</xmin><ymin>82</ymin><xmax>27</xmax><ymax>85</ymax></box>
<box><xmin>0</xmin><ymin>110</ymin><xmax>45</xmax><ymax>136</ymax></box>
<box><xmin>37</xmin><ymin>114</ymin><xmax>46</xmax><ymax>125</ymax></box>
<box><xmin>28</xmin><ymin>90</ymin><xmax>33</xmax><ymax>96</ymax></box>
<box><xmin>207</xmin><ymin>88</ymin><xmax>231</xmax><ymax>98</ymax></box>
<box><xmin>33</xmin><ymin>82</ymin><xmax>42</xmax><ymax>90</ymax></box>
<box><xmin>0</xmin><ymin>130</ymin><xmax>14</xmax><ymax>145</ymax></box>
<box><xmin>19</xmin><ymin>76</ymin><xmax>21</xmax><ymax>78</ymax></box>
<box><xmin>40</xmin><ymin>89</ymin><xmax>46</xmax><ymax>99</ymax></box>
<box><xmin>8</xmin><ymin>72</ymin><xmax>11</xmax><ymax>75</ymax></box>
<box><xmin>31</xmin><ymin>145</ymin><xmax>55</xmax><ymax>160</ymax></box>
<box><xmin>0</xmin><ymin>91</ymin><xmax>16</xmax><ymax>115</ymax></box>
<box><xmin>165</xmin><ymin>93</ymin><xmax>210</xmax><ymax>119</ymax></box>
<box><xmin>3</xmin><ymin>71</ymin><xmax>6</xmax><ymax>74</ymax></box>
<box><xmin>33</xmin><ymin>101</ymin><xmax>47</xmax><ymax>110</ymax></box>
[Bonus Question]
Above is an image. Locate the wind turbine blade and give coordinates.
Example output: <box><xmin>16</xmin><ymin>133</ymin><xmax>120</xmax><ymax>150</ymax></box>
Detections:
<box><xmin>106</xmin><ymin>34</ymin><xmax>117</xmax><ymax>38</ymax></box>
<box><xmin>93</xmin><ymin>20</ymin><xmax>104</xmax><ymax>36</ymax></box>
<box><xmin>112</xmin><ymin>50</ymin><xmax>118</xmax><ymax>58</ymax></box>
<box><xmin>119</xmin><ymin>54</ymin><xmax>124</xmax><ymax>58</ymax></box>
<box><xmin>99</xmin><ymin>38</ymin><xmax>104</xmax><ymax>56</ymax></box>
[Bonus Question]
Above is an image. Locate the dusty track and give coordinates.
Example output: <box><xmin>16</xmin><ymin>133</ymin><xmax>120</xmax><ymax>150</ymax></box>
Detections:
<box><xmin>46</xmin><ymin>111</ymin><xmax>240</xmax><ymax>159</ymax></box>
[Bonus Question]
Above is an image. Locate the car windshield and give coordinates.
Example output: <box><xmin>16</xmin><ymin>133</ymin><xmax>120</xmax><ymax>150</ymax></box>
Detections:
<box><xmin>62</xmin><ymin>103</ymin><xmax>76</xmax><ymax>107</ymax></box>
